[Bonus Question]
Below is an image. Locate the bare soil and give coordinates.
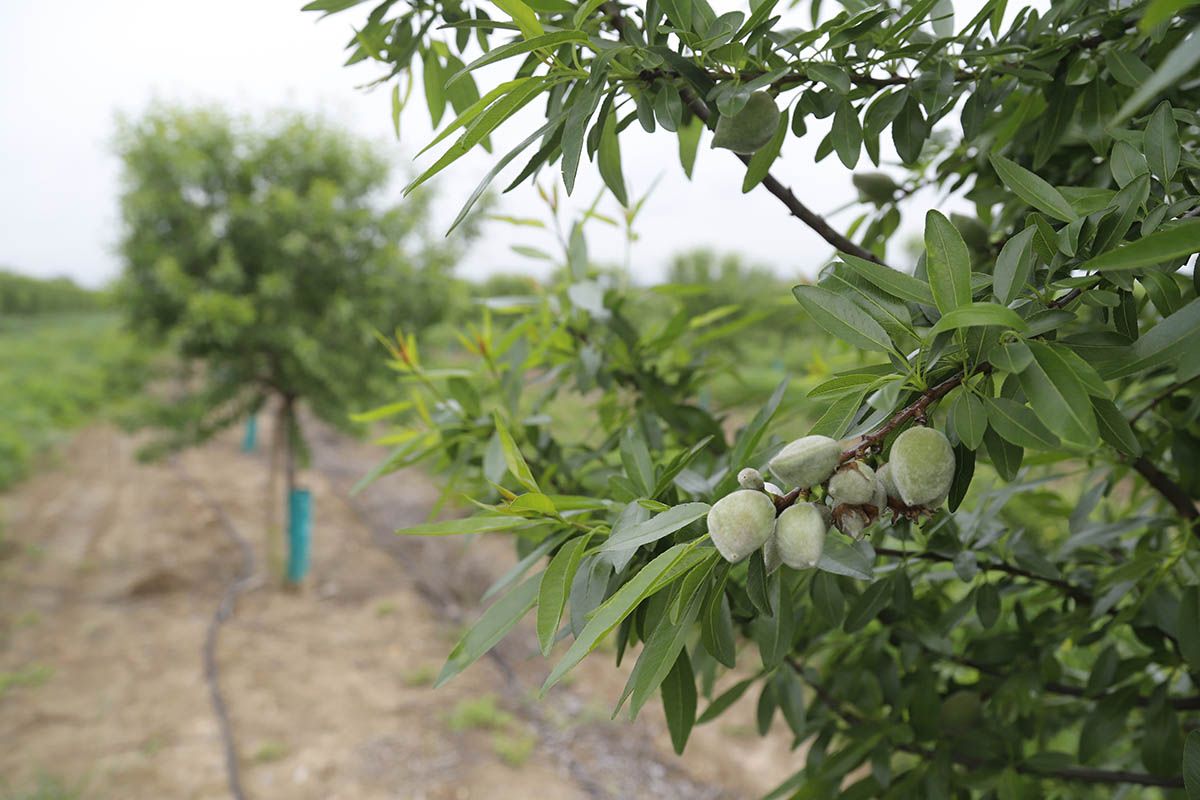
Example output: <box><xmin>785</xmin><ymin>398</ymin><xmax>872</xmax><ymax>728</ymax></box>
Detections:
<box><xmin>0</xmin><ymin>421</ymin><xmax>797</xmax><ymax>799</ymax></box>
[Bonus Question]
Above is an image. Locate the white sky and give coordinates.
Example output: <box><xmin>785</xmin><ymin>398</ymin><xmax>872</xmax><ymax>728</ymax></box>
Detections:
<box><xmin>0</xmin><ymin>0</ymin><xmax>976</xmax><ymax>288</ymax></box>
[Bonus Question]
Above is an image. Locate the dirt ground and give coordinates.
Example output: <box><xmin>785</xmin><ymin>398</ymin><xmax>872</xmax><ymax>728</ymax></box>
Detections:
<box><xmin>0</xmin><ymin>420</ymin><xmax>798</xmax><ymax>799</ymax></box>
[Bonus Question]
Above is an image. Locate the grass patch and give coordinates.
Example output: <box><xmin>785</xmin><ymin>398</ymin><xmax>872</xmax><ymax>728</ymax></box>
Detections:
<box><xmin>492</xmin><ymin>730</ymin><xmax>536</xmax><ymax>767</ymax></box>
<box><xmin>0</xmin><ymin>664</ymin><xmax>53</xmax><ymax>699</ymax></box>
<box><xmin>446</xmin><ymin>694</ymin><xmax>514</xmax><ymax>732</ymax></box>
<box><xmin>400</xmin><ymin>665</ymin><xmax>436</xmax><ymax>687</ymax></box>
<box><xmin>0</xmin><ymin>774</ymin><xmax>81</xmax><ymax>800</ymax></box>
<box><xmin>251</xmin><ymin>741</ymin><xmax>289</xmax><ymax>764</ymax></box>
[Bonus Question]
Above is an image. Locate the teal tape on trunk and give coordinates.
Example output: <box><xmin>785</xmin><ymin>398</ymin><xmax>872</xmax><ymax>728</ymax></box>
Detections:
<box><xmin>287</xmin><ymin>488</ymin><xmax>312</xmax><ymax>583</ymax></box>
<box><xmin>242</xmin><ymin>415</ymin><xmax>258</xmax><ymax>452</ymax></box>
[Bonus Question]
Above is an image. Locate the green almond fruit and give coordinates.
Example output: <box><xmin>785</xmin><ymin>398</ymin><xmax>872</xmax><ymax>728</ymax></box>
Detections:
<box><xmin>738</xmin><ymin>467</ymin><xmax>765</xmax><ymax>491</ymax></box>
<box><xmin>890</xmin><ymin>426</ymin><xmax>955</xmax><ymax>507</ymax></box>
<box><xmin>707</xmin><ymin>489</ymin><xmax>776</xmax><ymax>564</ymax></box>
<box><xmin>827</xmin><ymin>461</ymin><xmax>876</xmax><ymax>506</ymax></box>
<box><xmin>768</xmin><ymin>434</ymin><xmax>842</xmax><ymax>489</ymax></box>
<box><xmin>774</xmin><ymin>503</ymin><xmax>827</xmax><ymax>569</ymax></box>
<box><xmin>876</xmin><ymin>462</ymin><xmax>900</xmax><ymax>501</ymax></box>
<box><xmin>712</xmin><ymin>92</ymin><xmax>780</xmax><ymax>155</ymax></box>
<box><xmin>762</xmin><ymin>531</ymin><xmax>783</xmax><ymax>574</ymax></box>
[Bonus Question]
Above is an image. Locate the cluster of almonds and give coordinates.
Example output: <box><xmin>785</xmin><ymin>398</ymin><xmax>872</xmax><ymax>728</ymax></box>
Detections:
<box><xmin>706</xmin><ymin>426</ymin><xmax>956</xmax><ymax>571</ymax></box>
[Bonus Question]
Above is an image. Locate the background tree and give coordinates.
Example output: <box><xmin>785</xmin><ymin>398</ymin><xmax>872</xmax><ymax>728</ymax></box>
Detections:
<box><xmin>116</xmin><ymin>105</ymin><xmax>472</xmax><ymax>581</ymax></box>
<box><xmin>313</xmin><ymin>0</ymin><xmax>1200</xmax><ymax>794</ymax></box>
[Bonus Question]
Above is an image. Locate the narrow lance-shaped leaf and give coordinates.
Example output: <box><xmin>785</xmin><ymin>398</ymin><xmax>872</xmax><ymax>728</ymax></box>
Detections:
<box><xmin>792</xmin><ymin>284</ymin><xmax>894</xmax><ymax>353</ymax></box>
<box><xmin>1079</xmin><ymin>220</ymin><xmax>1200</xmax><ymax>273</ymax></box>
<box><xmin>993</xmin><ymin>226</ymin><xmax>1036</xmax><ymax>305</ymax></box>
<box><xmin>543</xmin><ymin>543</ymin><xmax>692</xmax><ymax>691</ymax></box>
<box><xmin>1019</xmin><ymin>341</ymin><xmax>1098</xmax><ymax>449</ymax></box>
<box><xmin>924</xmin><ymin>210</ymin><xmax>973</xmax><ymax>313</ymax></box>
<box><xmin>536</xmin><ymin>534</ymin><xmax>592</xmax><ymax>654</ymax></box>
<box><xmin>1145</xmin><ymin>101</ymin><xmax>1181</xmax><ymax>184</ymax></box>
<box><xmin>493</xmin><ymin>411</ymin><xmax>540</xmax><ymax>492</ymax></box>
<box><xmin>599</xmin><ymin>502</ymin><xmax>710</xmax><ymax>553</ymax></box>
<box><xmin>989</xmin><ymin>153</ymin><xmax>1077</xmax><ymax>222</ymax></box>
<box><xmin>927</xmin><ymin>302</ymin><xmax>1029</xmax><ymax>338</ymax></box>
<box><xmin>839</xmin><ymin>251</ymin><xmax>935</xmax><ymax>305</ymax></box>
<box><xmin>436</xmin><ymin>573</ymin><xmax>542</xmax><ymax>686</ymax></box>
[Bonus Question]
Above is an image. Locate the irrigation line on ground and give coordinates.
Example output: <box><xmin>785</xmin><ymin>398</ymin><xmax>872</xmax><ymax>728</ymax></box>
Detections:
<box><xmin>174</xmin><ymin>457</ymin><xmax>255</xmax><ymax>800</ymax></box>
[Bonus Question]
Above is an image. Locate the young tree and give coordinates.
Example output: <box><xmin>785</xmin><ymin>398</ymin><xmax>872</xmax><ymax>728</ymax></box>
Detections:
<box><xmin>116</xmin><ymin>105</ymin><xmax>471</xmax><ymax>581</ymax></box>
<box><xmin>314</xmin><ymin>0</ymin><xmax>1200</xmax><ymax>793</ymax></box>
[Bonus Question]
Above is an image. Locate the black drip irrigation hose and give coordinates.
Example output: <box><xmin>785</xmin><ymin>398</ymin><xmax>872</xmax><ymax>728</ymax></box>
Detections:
<box><xmin>174</xmin><ymin>458</ymin><xmax>255</xmax><ymax>800</ymax></box>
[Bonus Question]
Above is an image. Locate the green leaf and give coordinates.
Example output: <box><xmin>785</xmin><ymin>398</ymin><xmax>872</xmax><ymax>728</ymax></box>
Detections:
<box><xmin>984</xmin><ymin>427</ymin><xmax>1023</xmax><ymax>481</ymax></box>
<box><xmin>1178</xmin><ymin>586</ymin><xmax>1200</xmax><ymax>673</ymax></box>
<box><xmin>1092</xmin><ymin>397</ymin><xmax>1142</xmax><ymax>456</ymax></box>
<box><xmin>808</xmin><ymin>387</ymin><xmax>868</xmax><ymax>439</ymax></box>
<box><xmin>661</xmin><ymin>649</ymin><xmax>697</xmax><ymax>754</ymax></box>
<box><xmin>1019</xmin><ymin>342</ymin><xmax>1098</xmax><ymax>449</ymax></box>
<box><xmin>1115</xmin><ymin>23</ymin><xmax>1200</xmax><ymax>123</ymax></box>
<box><xmin>985</xmin><ymin>396</ymin><xmax>1060</xmax><ymax>450</ymax></box>
<box><xmin>537</xmin><ymin>534</ymin><xmax>592</xmax><ymax>655</ymax></box>
<box><xmin>446</xmin><ymin>31</ymin><xmax>587</xmax><ymax>87</ymax></box>
<box><xmin>976</xmin><ymin>582</ymin><xmax>1000</xmax><ymax>628</ymax></box>
<box><xmin>492</xmin><ymin>0</ymin><xmax>545</xmax><ymax>38</ymax></box>
<box><xmin>989</xmin><ymin>153</ymin><xmax>1077</xmax><ymax>222</ymax></box>
<box><xmin>993</xmin><ymin>226</ymin><xmax>1036</xmax><ymax>305</ymax></box>
<box><xmin>598</xmin><ymin>502</ymin><xmax>710</xmax><ymax>553</ymax></box>
<box><xmin>818</xmin><ymin>537</ymin><xmax>873</xmax><ymax>581</ymax></box>
<box><xmin>1185</xmin><ymin>730</ymin><xmax>1200</xmax><ymax>799</ymax></box>
<box><xmin>843</xmin><ymin>576</ymin><xmax>893</xmax><ymax>632</ymax></box>
<box><xmin>743</xmin><ymin>113</ymin><xmax>788</xmax><ymax>192</ymax></box>
<box><xmin>950</xmin><ymin>389</ymin><xmax>988</xmax><ymax>450</ymax></box>
<box><xmin>422</xmin><ymin>49</ymin><xmax>446</xmax><ymax>127</ymax></box>
<box><xmin>1141</xmin><ymin>0</ymin><xmax>1200</xmax><ymax>30</ymax></box>
<box><xmin>598</xmin><ymin>110</ymin><xmax>629</xmax><ymax>206</ymax></box>
<box><xmin>397</xmin><ymin>515</ymin><xmax>538</xmax><ymax>536</ymax></box>
<box><xmin>619</xmin><ymin>587</ymin><xmax>704</xmax><ymax>718</ymax></box>
<box><xmin>928</xmin><ymin>302</ymin><xmax>1029</xmax><ymax>338</ymax></box>
<box><xmin>1079</xmin><ymin>220</ymin><xmax>1200</xmax><ymax>273</ymax></box>
<box><xmin>812</xmin><ymin>571</ymin><xmax>845</xmax><ymax>623</ymax></box>
<box><xmin>746</xmin><ymin>550</ymin><xmax>773</xmax><ymax>616</ymax></box>
<box><xmin>436</xmin><ymin>573</ymin><xmax>541</xmax><ymax>686</ymax></box>
<box><xmin>838</xmin><ymin>252</ymin><xmax>935</xmax><ymax>305</ymax></box>
<box><xmin>809</xmin><ymin>63</ymin><xmax>851</xmax><ymax>94</ymax></box>
<box><xmin>407</xmin><ymin>77</ymin><xmax>549</xmax><ymax>194</ymax></box>
<box><xmin>620</xmin><ymin>426</ymin><xmax>656</xmax><ymax>497</ymax></box>
<box><xmin>678</xmin><ymin>116</ymin><xmax>703</xmax><ymax>179</ymax></box>
<box><xmin>893</xmin><ymin>93</ymin><xmax>927</xmax><ymax>164</ymax></box>
<box><xmin>731</xmin><ymin>379</ymin><xmax>787</xmax><ymax>474</ymax></box>
<box><xmin>493</xmin><ymin>411</ymin><xmax>539</xmax><ymax>492</ymax></box>
<box><xmin>544</xmin><ymin>543</ymin><xmax>692</xmax><ymax>691</ymax></box>
<box><xmin>924</xmin><ymin>210</ymin><xmax>973</xmax><ymax>313</ymax></box>
<box><xmin>701</xmin><ymin>575</ymin><xmax>737</xmax><ymax>668</ymax></box>
<box><xmin>697</xmin><ymin>677</ymin><xmax>755</xmax><ymax>724</ymax></box>
<box><xmin>1146</xmin><ymin>101</ymin><xmax>1181</xmax><ymax>184</ymax></box>
<box><xmin>832</xmin><ymin>100</ymin><xmax>863</xmax><ymax>169</ymax></box>
<box><xmin>793</xmin><ymin>285</ymin><xmax>894</xmax><ymax>353</ymax></box>
<box><xmin>1105</xmin><ymin>297</ymin><xmax>1200</xmax><ymax>379</ymax></box>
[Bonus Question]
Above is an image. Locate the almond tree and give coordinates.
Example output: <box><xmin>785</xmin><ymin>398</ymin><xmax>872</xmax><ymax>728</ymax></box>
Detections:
<box><xmin>313</xmin><ymin>0</ymin><xmax>1200</xmax><ymax>793</ymax></box>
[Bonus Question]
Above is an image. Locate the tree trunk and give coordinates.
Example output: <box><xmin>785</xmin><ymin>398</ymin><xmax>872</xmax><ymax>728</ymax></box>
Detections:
<box><xmin>265</xmin><ymin>399</ymin><xmax>284</xmax><ymax>582</ymax></box>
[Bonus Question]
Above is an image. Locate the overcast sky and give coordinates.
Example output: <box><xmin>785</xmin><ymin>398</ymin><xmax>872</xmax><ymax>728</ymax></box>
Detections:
<box><xmin>0</xmin><ymin>0</ymin><xmax>971</xmax><ymax>288</ymax></box>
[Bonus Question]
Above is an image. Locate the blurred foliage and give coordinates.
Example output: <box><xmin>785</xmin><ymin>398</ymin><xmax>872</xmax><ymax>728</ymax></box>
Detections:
<box><xmin>0</xmin><ymin>314</ymin><xmax>152</xmax><ymax>488</ymax></box>
<box><xmin>114</xmin><ymin>105</ymin><xmax>477</xmax><ymax>454</ymax></box>
<box><xmin>0</xmin><ymin>271</ymin><xmax>100</xmax><ymax>316</ymax></box>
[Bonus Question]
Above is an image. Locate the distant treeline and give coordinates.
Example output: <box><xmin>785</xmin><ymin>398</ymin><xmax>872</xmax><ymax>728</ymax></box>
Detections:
<box><xmin>0</xmin><ymin>270</ymin><xmax>101</xmax><ymax>315</ymax></box>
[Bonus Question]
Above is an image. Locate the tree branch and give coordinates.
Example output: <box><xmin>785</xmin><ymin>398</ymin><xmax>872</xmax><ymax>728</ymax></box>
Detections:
<box><xmin>676</xmin><ymin>87</ymin><xmax>884</xmax><ymax>265</ymax></box>
<box><xmin>873</xmin><ymin>545</ymin><xmax>1090</xmax><ymax>603</ymax></box>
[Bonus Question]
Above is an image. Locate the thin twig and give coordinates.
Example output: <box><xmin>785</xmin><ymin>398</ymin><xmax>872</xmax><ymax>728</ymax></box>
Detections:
<box><xmin>676</xmin><ymin>87</ymin><xmax>883</xmax><ymax>265</ymax></box>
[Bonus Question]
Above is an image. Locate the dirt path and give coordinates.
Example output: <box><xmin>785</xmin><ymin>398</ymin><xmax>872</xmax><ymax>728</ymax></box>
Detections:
<box><xmin>0</xmin><ymin>422</ymin><xmax>795</xmax><ymax>799</ymax></box>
